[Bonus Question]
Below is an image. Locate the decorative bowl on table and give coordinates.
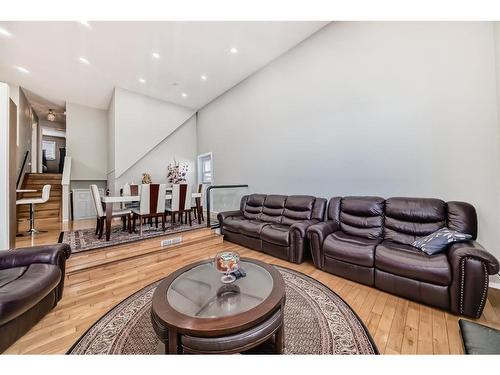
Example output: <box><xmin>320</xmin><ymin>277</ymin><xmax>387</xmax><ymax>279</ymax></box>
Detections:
<box><xmin>214</xmin><ymin>251</ymin><xmax>240</xmax><ymax>283</ymax></box>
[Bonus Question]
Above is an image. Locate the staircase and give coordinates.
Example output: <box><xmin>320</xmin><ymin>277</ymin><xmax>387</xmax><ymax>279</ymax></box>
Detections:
<box><xmin>18</xmin><ymin>173</ymin><xmax>62</xmax><ymax>221</ymax></box>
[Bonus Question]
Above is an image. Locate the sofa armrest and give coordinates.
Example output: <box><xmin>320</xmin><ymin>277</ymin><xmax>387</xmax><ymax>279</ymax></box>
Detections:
<box><xmin>448</xmin><ymin>241</ymin><xmax>499</xmax><ymax>318</ymax></box>
<box><xmin>289</xmin><ymin>219</ymin><xmax>320</xmax><ymax>237</ymax></box>
<box><xmin>306</xmin><ymin>221</ymin><xmax>340</xmax><ymax>269</ymax></box>
<box><xmin>0</xmin><ymin>244</ymin><xmax>71</xmax><ymax>270</ymax></box>
<box><xmin>448</xmin><ymin>241</ymin><xmax>499</xmax><ymax>275</ymax></box>
<box><xmin>217</xmin><ymin>210</ymin><xmax>244</xmax><ymax>223</ymax></box>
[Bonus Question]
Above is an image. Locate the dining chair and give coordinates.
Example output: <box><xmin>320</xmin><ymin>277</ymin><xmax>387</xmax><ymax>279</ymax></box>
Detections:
<box><xmin>131</xmin><ymin>183</ymin><xmax>167</xmax><ymax>236</ymax></box>
<box><xmin>16</xmin><ymin>184</ymin><xmax>51</xmax><ymax>235</ymax></box>
<box><xmin>90</xmin><ymin>184</ymin><xmax>132</xmax><ymax>238</ymax></box>
<box><xmin>191</xmin><ymin>183</ymin><xmax>205</xmax><ymax>222</ymax></box>
<box><xmin>166</xmin><ymin>183</ymin><xmax>192</xmax><ymax>226</ymax></box>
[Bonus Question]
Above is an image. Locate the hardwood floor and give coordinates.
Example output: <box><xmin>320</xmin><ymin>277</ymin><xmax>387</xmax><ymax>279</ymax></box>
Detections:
<box><xmin>6</xmin><ymin>218</ymin><xmax>500</xmax><ymax>354</ymax></box>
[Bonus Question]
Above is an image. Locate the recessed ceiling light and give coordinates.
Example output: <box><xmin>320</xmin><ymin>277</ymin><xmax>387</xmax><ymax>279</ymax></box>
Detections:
<box><xmin>16</xmin><ymin>66</ymin><xmax>29</xmax><ymax>74</ymax></box>
<box><xmin>0</xmin><ymin>27</ymin><xmax>12</xmax><ymax>37</ymax></box>
<box><xmin>200</xmin><ymin>75</ymin><xmax>207</xmax><ymax>81</ymax></box>
<box><xmin>152</xmin><ymin>52</ymin><xmax>160</xmax><ymax>59</ymax></box>
<box><xmin>78</xmin><ymin>57</ymin><xmax>90</xmax><ymax>65</ymax></box>
<box><xmin>79</xmin><ymin>21</ymin><xmax>91</xmax><ymax>28</ymax></box>
<box><xmin>229</xmin><ymin>47</ymin><xmax>238</xmax><ymax>54</ymax></box>
<box><xmin>139</xmin><ymin>78</ymin><xmax>146</xmax><ymax>84</ymax></box>
<box><xmin>181</xmin><ymin>93</ymin><xmax>188</xmax><ymax>98</ymax></box>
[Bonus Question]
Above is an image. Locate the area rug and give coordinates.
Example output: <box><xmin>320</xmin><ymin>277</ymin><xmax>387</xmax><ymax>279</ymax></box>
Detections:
<box><xmin>68</xmin><ymin>266</ymin><xmax>378</xmax><ymax>355</ymax></box>
<box><xmin>59</xmin><ymin>221</ymin><xmax>206</xmax><ymax>254</ymax></box>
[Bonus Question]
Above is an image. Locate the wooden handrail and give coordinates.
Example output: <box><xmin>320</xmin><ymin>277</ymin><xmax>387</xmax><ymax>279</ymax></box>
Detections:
<box><xmin>16</xmin><ymin>150</ymin><xmax>29</xmax><ymax>188</ymax></box>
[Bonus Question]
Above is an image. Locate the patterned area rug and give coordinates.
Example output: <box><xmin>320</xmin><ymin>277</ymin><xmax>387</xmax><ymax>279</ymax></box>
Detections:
<box><xmin>59</xmin><ymin>221</ymin><xmax>206</xmax><ymax>254</ymax></box>
<box><xmin>68</xmin><ymin>266</ymin><xmax>378</xmax><ymax>354</ymax></box>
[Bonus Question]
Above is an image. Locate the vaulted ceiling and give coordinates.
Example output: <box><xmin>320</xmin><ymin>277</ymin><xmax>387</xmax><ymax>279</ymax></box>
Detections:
<box><xmin>0</xmin><ymin>21</ymin><xmax>328</xmax><ymax>110</ymax></box>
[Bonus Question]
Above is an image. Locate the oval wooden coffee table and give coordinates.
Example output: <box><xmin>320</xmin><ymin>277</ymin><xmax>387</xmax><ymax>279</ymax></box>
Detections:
<box><xmin>151</xmin><ymin>257</ymin><xmax>286</xmax><ymax>354</ymax></box>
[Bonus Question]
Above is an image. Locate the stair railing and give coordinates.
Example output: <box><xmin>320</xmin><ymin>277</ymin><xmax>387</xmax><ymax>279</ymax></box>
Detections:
<box><xmin>206</xmin><ymin>184</ymin><xmax>249</xmax><ymax>228</ymax></box>
<box><xmin>16</xmin><ymin>150</ymin><xmax>29</xmax><ymax>189</ymax></box>
<box><xmin>61</xmin><ymin>156</ymin><xmax>72</xmax><ymax>222</ymax></box>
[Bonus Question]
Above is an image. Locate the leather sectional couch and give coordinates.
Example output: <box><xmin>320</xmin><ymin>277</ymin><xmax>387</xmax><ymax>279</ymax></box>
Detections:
<box><xmin>218</xmin><ymin>194</ymin><xmax>326</xmax><ymax>263</ymax></box>
<box><xmin>307</xmin><ymin>196</ymin><xmax>499</xmax><ymax>318</ymax></box>
<box><xmin>0</xmin><ymin>243</ymin><xmax>71</xmax><ymax>353</ymax></box>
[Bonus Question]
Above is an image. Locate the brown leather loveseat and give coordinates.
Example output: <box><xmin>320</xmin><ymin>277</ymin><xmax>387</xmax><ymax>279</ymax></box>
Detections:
<box><xmin>0</xmin><ymin>243</ymin><xmax>71</xmax><ymax>353</ymax></box>
<box><xmin>218</xmin><ymin>194</ymin><xmax>326</xmax><ymax>263</ymax></box>
<box><xmin>307</xmin><ymin>196</ymin><xmax>499</xmax><ymax>318</ymax></box>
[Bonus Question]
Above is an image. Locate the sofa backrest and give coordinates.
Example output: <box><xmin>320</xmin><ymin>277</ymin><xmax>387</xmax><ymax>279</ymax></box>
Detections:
<box><xmin>282</xmin><ymin>196</ymin><xmax>316</xmax><ymax>226</ymax></box>
<box><xmin>384</xmin><ymin>197</ymin><xmax>447</xmax><ymax>245</ymax></box>
<box><xmin>327</xmin><ymin>196</ymin><xmax>478</xmax><ymax>244</ymax></box>
<box><xmin>328</xmin><ymin>196</ymin><xmax>385</xmax><ymax>240</ymax></box>
<box><xmin>240</xmin><ymin>194</ymin><xmax>326</xmax><ymax>225</ymax></box>
<box><xmin>260</xmin><ymin>195</ymin><xmax>287</xmax><ymax>223</ymax></box>
<box><xmin>243</xmin><ymin>194</ymin><xmax>266</xmax><ymax>219</ymax></box>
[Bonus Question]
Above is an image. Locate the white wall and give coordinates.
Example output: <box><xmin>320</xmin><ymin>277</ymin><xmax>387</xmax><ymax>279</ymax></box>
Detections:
<box><xmin>113</xmin><ymin>88</ymin><xmax>195</xmax><ymax>178</ymax></box>
<box><xmin>116</xmin><ymin>115</ymin><xmax>198</xmax><ymax>190</ymax></box>
<box><xmin>0</xmin><ymin>83</ymin><xmax>10</xmax><ymax>249</ymax></box>
<box><xmin>66</xmin><ymin>102</ymin><xmax>108</xmax><ymax>180</ymax></box>
<box><xmin>197</xmin><ymin>22</ymin><xmax>500</xmax><ymax>262</ymax></box>
<box><xmin>107</xmin><ymin>91</ymin><xmax>116</xmax><ymax>194</ymax></box>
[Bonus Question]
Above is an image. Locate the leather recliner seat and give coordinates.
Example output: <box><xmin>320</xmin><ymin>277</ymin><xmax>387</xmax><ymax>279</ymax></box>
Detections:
<box><xmin>0</xmin><ymin>244</ymin><xmax>71</xmax><ymax>353</ymax></box>
<box><xmin>307</xmin><ymin>196</ymin><xmax>499</xmax><ymax>318</ymax></box>
<box><xmin>218</xmin><ymin>194</ymin><xmax>326</xmax><ymax>263</ymax></box>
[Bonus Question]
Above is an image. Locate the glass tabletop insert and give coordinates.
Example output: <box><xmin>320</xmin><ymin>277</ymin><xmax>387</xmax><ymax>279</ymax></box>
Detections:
<box><xmin>167</xmin><ymin>261</ymin><xmax>274</xmax><ymax>318</ymax></box>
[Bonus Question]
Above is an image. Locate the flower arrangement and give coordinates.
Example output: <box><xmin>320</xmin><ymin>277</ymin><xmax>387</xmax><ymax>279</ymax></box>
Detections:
<box><xmin>141</xmin><ymin>172</ymin><xmax>152</xmax><ymax>184</ymax></box>
<box><xmin>167</xmin><ymin>159</ymin><xmax>188</xmax><ymax>184</ymax></box>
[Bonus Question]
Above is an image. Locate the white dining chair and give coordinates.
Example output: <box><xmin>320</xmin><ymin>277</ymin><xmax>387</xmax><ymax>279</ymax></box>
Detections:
<box><xmin>16</xmin><ymin>184</ymin><xmax>51</xmax><ymax>235</ymax></box>
<box><xmin>166</xmin><ymin>184</ymin><xmax>192</xmax><ymax>226</ymax></box>
<box><xmin>131</xmin><ymin>184</ymin><xmax>167</xmax><ymax>236</ymax></box>
<box><xmin>90</xmin><ymin>184</ymin><xmax>132</xmax><ymax>238</ymax></box>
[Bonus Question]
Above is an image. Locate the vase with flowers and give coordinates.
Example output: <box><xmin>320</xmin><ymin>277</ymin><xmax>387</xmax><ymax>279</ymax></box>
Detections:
<box><xmin>167</xmin><ymin>159</ymin><xmax>188</xmax><ymax>184</ymax></box>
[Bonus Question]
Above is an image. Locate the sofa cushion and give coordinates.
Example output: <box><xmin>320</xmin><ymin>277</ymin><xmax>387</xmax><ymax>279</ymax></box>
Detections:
<box><xmin>323</xmin><ymin>231</ymin><xmax>380</xmax><ymax>267</ymax></box>
<box><xmin>282</xmin><ymin>196</ymin><xmax>315</xmax><ymax>226</ymax></box>
<box><xmin>260</xmin><ymin>195</ymin><xmax>287</xmax><ymax>224</ymax></box>
<box><xmin>0</xmin><ymin>266</ymin><xmax>27</xmax><ymax>288</ymax></box>
<box><xmin>237</xmin><ymin>220</ymin><xmax>271</xmax><ymax>238</ymax></box>
<box><xmin>384</xmin><ymin>197</ymin><xmax>446</xmax><ymax>245</ymax></box>
<box><xmin>243</xmin><ymin>194</ymin><xmax>266</xmax><ymax>220</ymax></box>
<box><xmin>261</xmin><ymin>224</ymin><xmax>290</xmax><ymax>246</ymax></box>
<box><xmin>375</xmin><ymin>240</ymin><xmax>452</xmax><ymax>286</ymax></box>
<box><xmin>0</xmin><ymin>263</ymin><xmax>61</xmax><ymax>325</ymax></box>
<box><xmin>339</xmin><ymin>196</ymin><xmax>384</xmax><ymax>239</ymax></box>
<box><xmin>222</xmin><ymin>216</ymin><xmax>246</xmax><ymax>233</ymax></box>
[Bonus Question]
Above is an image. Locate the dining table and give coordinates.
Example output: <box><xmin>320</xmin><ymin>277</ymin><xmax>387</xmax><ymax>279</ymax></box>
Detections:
<box><xmin>100</xmin><ymin>193</ymin><xmax>202</xmax><ymax>241</ymax></box>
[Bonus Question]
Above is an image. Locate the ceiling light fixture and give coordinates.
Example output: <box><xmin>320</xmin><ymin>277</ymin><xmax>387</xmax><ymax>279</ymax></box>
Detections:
<box><xmin>78</xmin><ymin>57</ymin><xmax>90</xmax><ymax>65</ymax></box>
<box><xmin>47</xmin><ymin>109</ymin><xmax>56</xmax><ymax>122</ymax></box>
<box><xmin>152</xmin><ymin>52</ymin><xmax>160</xmax><ymax>59</ymax></box>
<box><xmin>139</xmin><ymin>78</ymin><xmax>146</xmax><ymax>84</ymax></box>
<box><xmin>229</xmin><ymin>47</ymin><xmax>238</xmax><ymax>54</ymax></box>
<box><xmin>200</xmin><ymin>75</ymin><xmax>207</xmax><ymax>81</ymax></box>
<box><xmin>0</xmin><ymin>27</ymin><xmax>12</xmax><ymax>37</ymax></box>
<box><xmin>78</xmin><ymin>21</ymin><xmax>91</xmax><ymax>28</ymax></box>
<box><xmin>16</xmin><ymin>66</ymin><xmax>29</xmax><ymax>74</ymax></box>
<box><xmin>181</xmin><ymin>93</ymin><xmax>187</xmax><ymax>98</ymax></box>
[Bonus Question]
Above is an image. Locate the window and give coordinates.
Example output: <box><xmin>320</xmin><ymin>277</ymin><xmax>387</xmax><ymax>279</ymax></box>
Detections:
<box><xmin>198</xmin><ymin>153</ymin><xmax>212</xmax><ymax>184</ymax></box>
<box><xmin>42</xmin><ymin>140</ymin><xmax>56</xmax><ymax>160</ymax></box>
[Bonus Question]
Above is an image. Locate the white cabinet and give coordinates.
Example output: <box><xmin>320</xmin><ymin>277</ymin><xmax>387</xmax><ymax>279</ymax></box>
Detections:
<box><xmin>72</xmin><ymin>188</ymin><xmax>104</xmax><ymax>220</ymax></box>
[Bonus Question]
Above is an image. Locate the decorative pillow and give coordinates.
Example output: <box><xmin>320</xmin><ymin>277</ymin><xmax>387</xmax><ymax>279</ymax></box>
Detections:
<box><xmin>412</xmin><ymin>228</ymin><xmax>472</xmax><ymax>255</ymax></box>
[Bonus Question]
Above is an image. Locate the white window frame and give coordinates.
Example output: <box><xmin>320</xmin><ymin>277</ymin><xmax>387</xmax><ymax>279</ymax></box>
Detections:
<box><xmin>197</xmin><ymin>152</ymin><xmax>213</xmax><ymax>185</ymax></box>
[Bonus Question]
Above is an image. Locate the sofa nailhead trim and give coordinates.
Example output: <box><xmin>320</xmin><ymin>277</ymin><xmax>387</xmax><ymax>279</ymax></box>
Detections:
<box><xmin>459</xmin><ymin>256</ymin><xmax>489</xmax><ymax>318</ymax></box>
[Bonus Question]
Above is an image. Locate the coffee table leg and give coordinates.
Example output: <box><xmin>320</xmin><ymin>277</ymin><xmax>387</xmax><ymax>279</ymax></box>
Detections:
<box><xmin>275</xmin><ymin>321</ymin><xmax>284</xmax><ymax>354</ymax></box>
<box><xmin>168</xmin><ymin>329</ymin><xmax>180</xmax><ymax>354</ymax></box>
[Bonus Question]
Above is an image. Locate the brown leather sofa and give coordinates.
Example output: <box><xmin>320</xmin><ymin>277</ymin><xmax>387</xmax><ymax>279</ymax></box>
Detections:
<box><xmin>0</xmin><ymin>243</ymin><xmax>71</xmax><ymax>353</ymax></box>
<box><xmin>218</xmin><ymin>194</ymin><xmax>326</xmax><ymax>263</ymax></box>
<box><xmin>307</xmin><ymin>196</ymin><xmax>499</xmax><ymax>318</ymax></box>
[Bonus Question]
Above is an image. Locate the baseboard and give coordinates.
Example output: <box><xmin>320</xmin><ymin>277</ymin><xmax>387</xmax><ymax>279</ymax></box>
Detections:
<box><xmin>489</xmin><ymin>281</ymin><xmax>500</xmax><ymax>290</ymax></box>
